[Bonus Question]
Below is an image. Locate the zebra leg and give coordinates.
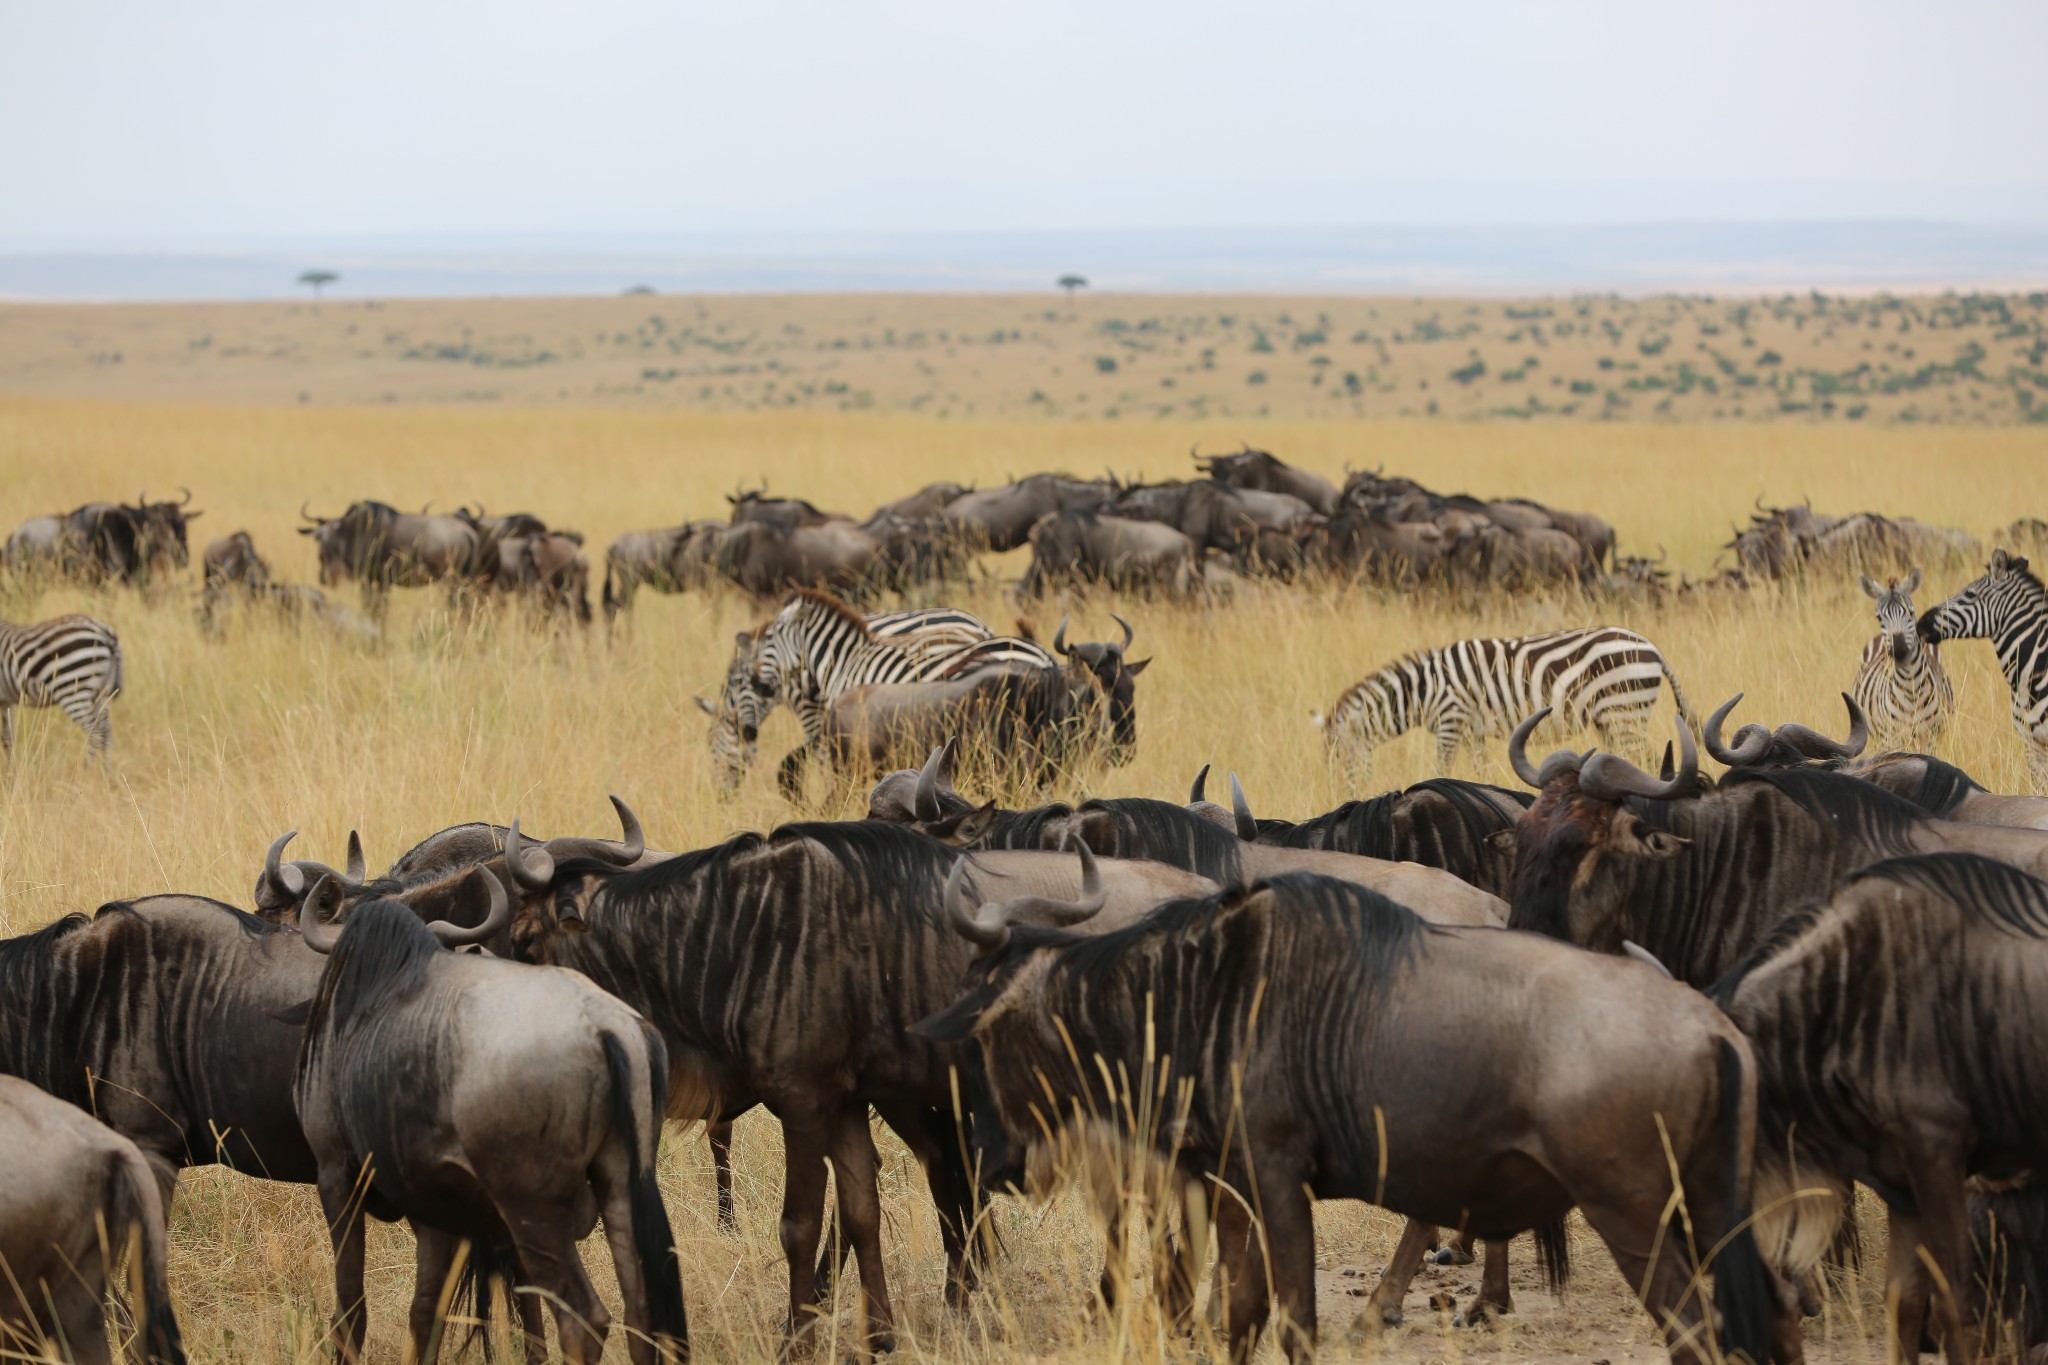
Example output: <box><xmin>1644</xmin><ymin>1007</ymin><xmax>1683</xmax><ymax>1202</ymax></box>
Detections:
<box><xmin>1434</xmin><ymin>721</ymin><xmax>1462</xmax><ymax>776</ymax></box>
<box><xmin>1</xmin><ymin>704</ymin><xmax>11</xmax><ymax>755</ymax></box>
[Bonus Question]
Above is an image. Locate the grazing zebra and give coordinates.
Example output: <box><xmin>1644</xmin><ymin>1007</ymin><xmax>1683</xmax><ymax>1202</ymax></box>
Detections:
<box><xmin>703</xmin><ymin>591</ymin><xmax>1054</xmax><ymax>788</ymax></box>
<box><xmin>1851</xmin><ymin>569</ymin><xmax>1953</xmax><ymax>752</ymax></box>
<box><xmin>1</xmin><ymin>613</ymin><xmax>123</xmax><ymax>759</ymax></box>
<box><xmin>1315</xmin><ymin>626</ymin><xmax>1697</xmax><ymax>783</ymax></box>
<box><xmin>1921</xmin><ymin>549</ymin><xmax>2048</xmax><ymax>789</ymax></box>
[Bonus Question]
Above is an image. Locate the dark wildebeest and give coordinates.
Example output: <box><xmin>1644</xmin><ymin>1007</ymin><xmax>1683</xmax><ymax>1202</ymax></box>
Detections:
<box><xmin>513</xmin><ymin>530</ymin><xmax>594</xmax><ymax>624</ymax></box>
<box><xmin>942</xmin><ymin>473</ymin><xmax>1113</xmax><ymax>553</ymax></box>
<box><xmin>1022</xmin><ymin>507</ymin><xmax>1202</xmax><ymax>597</ymax></box>
<box><xmin>711</xmin><ymin>519</ymin><xmax>880</xmax><ymax>599</ymax></box>
<box><xmin>6</xmin><ymin>494</ymin><xmax>200</xmax><ymax>589</ymax></box>
<box><xmin>295</xmin><ymin>878</ymin><xmax>688</xmax><ymax>1365</ymax></box>
<box><xmin>602</xmin><ymin>520</ymin><xmax>727</xmax><ymax>623</ymax></box>
<box><xmin>1113</xmin><ymin>476</ymin><xmax>1321</xmax><ymax>575</ymax></box>
<box><xmin>1303</xmin><ymin>507</ymin><xmax>1451</xmax><ymax>586</ymax></box>
<box><xmin>489</xmin><ymin>816</ymin><xmax>1197</xmax><ymax>1352</ymax></box>
<box><xmin>727</xmin><ymin>487</ymin><xmax>845</xmax><ymax>531</ymax></box>
<box><xmin>0</xmin><ymin>1076</ymin><xmax>187</xmax><ymax>1365</ymax></box>
<box><xmin>297</xmin><ymin>500</ymin><xmax>479</xmax><ymax>612</ymax></box>
<box><xmin>1194</xmin><ymin>445</ymin><xmax>1339</xmax><ymax>514</ymax></box>
<box><xmin>863</xmin><ymin>512</ymin><xmax>971</xmax><ymax>593</ymax></box>
<box><xmin>199</xmin><ymin>529</ymin><xmax>271</xmax><ymax>629</ymax></box>
<box><xmin>1712</xmin><ymin>853</ymin><xmax>2048</xmax><ymax>1365</ymax></box>
<box><xmin>917</xmin><ymin>873</ymin><xmax>1780</xmax><ymax>1365</ymax></box>
<box><xmin>1186</xmin><ymin>764</ymin><xmax>1531</xmax><ymax>899</ymax></box>
<box><xmin>865</xmin><ymin>481</ymin><xmax>968</xmax><ymax>524</ymax></box>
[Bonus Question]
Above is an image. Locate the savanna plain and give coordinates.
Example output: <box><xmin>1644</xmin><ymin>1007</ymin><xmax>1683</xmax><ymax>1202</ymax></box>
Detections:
<box><xmin>2</xmin><ymin>292</ymin><xmax>2046</xmax><ymax>1364</ymax></box>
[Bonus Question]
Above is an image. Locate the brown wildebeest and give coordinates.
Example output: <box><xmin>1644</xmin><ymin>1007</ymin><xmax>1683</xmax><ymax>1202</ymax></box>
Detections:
<box><xmin>295</xmin><ymin>877</ymin><xmax>688</xmax><ymax>1365</ymax></box>
<box><xmin>864</xmin><ymin>480</ymin><xmax>968</xmax><ymax>523</ymax></box>
<box><xmin>918</xmin><ymin>872</ymin><xmax>1781</xmax><ymax>1365</ymax></box>
<box><xmin>0</xmin><ymin>1076</ymin><xmax>186</xmax><ymax>1365</ymax></box>
<box><xmin>199</xmin><ymin>530</ymin><xmax>271</xmax><ymax>628</ymax></box>
<box><xmin>1194</xmin><ymin>445</ymin><xmax>1339</xmax><ymax>514</ymax></box>
<box><xmin>1022</xmin><ymin>506</ymin><xmax>1201</xmax><ymax>597</ymax></box>
<box><xmin>711</xmin><ymin>519</ymin><xmax>880</xmax><ymax>599</ymax></box>
<box><xmin>942</xmin><ymin>473</ymin><xmax>1113</xmax><ymax>552</ymax></box>
<box><xmin>297</xmin><ymin>499</ymin><xmax>479</xmax><ymax>612</ymax></box>
<box><xmin>1302</xmin><ymin>507</ymin><xmax>1450</xmax><ymax>586</ymax></box>
<box><xmin>1712</xmin><ymin>852</ymin><xmax>2048</xmax><ymax>1365</ymax></box>
<box><xmin>727</xmin><ymin>487</ymin><xmax>844</xmax><ymax>530</ymax></box>
<box><xmin>602</xmin><ymin>520</ymin><xmax>726</xmax><ymax>622</ymax></box>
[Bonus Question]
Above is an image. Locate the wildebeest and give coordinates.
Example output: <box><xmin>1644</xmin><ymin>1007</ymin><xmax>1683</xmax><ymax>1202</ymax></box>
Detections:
<box><xmin>727</xmin><ymin>486</ymin><xmax>844</xmax><ymax>530</ymax></box>
<box><xmin>297</xmin><ymin>500</ymin><xmax>479</xmax><ymax>612</ymax></box>
<box><xmin>1194</xmin><ymin>445</ymin><xmax>1339</xmax><ymax>514</ymax></box>
<box><xmin>5</xmin><ymin>493</ymin><xmax>201</xmax><ymax>590</ymax></box>
<box><xmin>197</xmin><ymin>530</ymin><xmax>378</xmax><ymax>640</ymax></box>
<box><xmin>1712</xmin><ymin>853</ymin><xmax>2048</xmax><ymax>1365</ymax></box>
<box><xmin>864</xmin><ymin>480</ymin><xmax>968</xmax><ymax>524</ymax></box>
<box><xmin>0</xmin><ymin>1075</ymin><xmax>186</xmax><ymax>1365</ymax></box>
<box><xmin>1112</xmin><ymin>476</ymin><xmax>1322</xmax><ymax>576</ymax></box>
<box><xmin>488</xmin><ymin>814</ymin><xmax>1199</xmax><ymax>1351</ymax></box>
<box><xmin>601</xmin><ymin>520</ymin><xmax>727</xmax><ymax>623</ymax></box>
<box><xmin>294</xmin><ymin>877</ymin><xmax>687</xmax><ymax>1364</ymax></box>
<box><xmin>942</xmin><ymin>473</ymin><xmax>1113</xmax><ymax>552</ymax></box>
<box><xmin>710</xmin><ymin>518</ymin><xmax>880</xmax><ymax>599</ymax></box>
<box><xmin>917</xmin><ymin>873</ymin><xmax>1779</xmax><ymax>1365</ymax></box>
<box><xmin>1725</xmin><ymin>500</ymin><xmax>1978</xmax><ymax>581</ymax></box>
<box><xmin>1022</xmin><ymin>507</ymin><xmax>1202</xmax><ymax>597</ymax></box>
<box><xmin>1302</xmin><ymin>506</ymin><xmax>1451</xmax><ymax>587</ymax></box>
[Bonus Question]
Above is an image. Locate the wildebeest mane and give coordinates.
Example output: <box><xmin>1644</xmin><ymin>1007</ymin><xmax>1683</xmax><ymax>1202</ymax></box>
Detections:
<box><xmin>1849</xmin><ymin>853</ymin><xmax>2048</xmax><ymax>940</ymax></box>
<box><xmin>0</xmin><ymin>914</ymin><xmax>92</xmax><ymax>994</ymax></box>
<box><xmin>1084</xmin><ymin>797</ymin><xmax>1244</xmax><ymax>884</ymax></box>
<box><xmin>1885</xmin><ymin>754</ymin><xmax>1984</xmax><ymax>818</ymax></box>
<box><xmin>984</xmin><ymin>801</ymin><xmax>1076</xmax><ymax>850</ymax></box>
<box><xmin>1724</xmin><ymin>766</ymin><xmax>1924</xmax><ymax>858</ymax></box>
<box><xmin>304</xmin><ymin>899</ymin><xmax>441</xmax><ymax>1040</ymax></box>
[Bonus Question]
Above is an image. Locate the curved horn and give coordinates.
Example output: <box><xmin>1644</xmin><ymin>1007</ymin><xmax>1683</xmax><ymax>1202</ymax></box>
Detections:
<box><xmin>1110</xmin><ymin>613</ymin><xmax>1133</xmax><ymax>652</ymax></box>
<box><xmin>1052</xmin><ymin>615</ymin><xmax>1072</xmax><ymax>657</ymax></box>
<box><xmin>178</xmin><ymin>487</ymin><xmax>193</xmax><ymax>507</ymax></box>
<box><xmin>299</xmin><ymin>501</ymin><xmax>322</xmax><ymax>524</ymax></box>
<box><xmin>344</xmin><ymin>831</ymin><xmax>365</xmax><ymax>884</ymax></box>
<box><xmin>1228</xmin><ymin>772</ymin><xmax>1257</xmax><ymax>841</ymax></box>
<box><xmin>1577</xmin><ymin>719</ymin><xmax>1698</xmax><ymax>803</ymax></box>
<box><xmin>1189</xmin><ymin>763</ymin><xmax>1211</xmax><ymax>805</ymax></box>
<box><xmin>1507</xmin><ymin>709</ymin><xmax>1557</xmax><ymax>788</ymax></box>
<box><xmin>1772</xmin><ymin>693</ymin><xmax>1870</xmax><ymax>761</ymax></box>
<box><xmin>502</xmin><ymin>818</ymin><xmax>555</xmax><ymax>890</ymax></box>
<box><xmin>943</xmin><ymin>858</ymin><xmax>1009</xmax><ymax>952</ymax></box>
<box><xmin>1622</xmin><ymin>940</ymin><xmax>1673</xmax><ymax>978</ymax></box>
<box><xmin>259</xmin><ymin>831</ymin><xmax>307</xmax><ymax>906</ymax></box>
<box><xmin>430</xmin><ymin>869</ymin><xmax>511</xmax><ymax>948</ymax></box>
<box><xmin>536</xmin><ymin>796</ymin><xmax>646</xmax><ymax>867</ymax></box>
<box><xmin>1704</xmin><ymin>694</ymin><xmax>1771</xmax><ymax>766</ymax></box>
<box><xmin>915</xmin><ymin>740</ymin><xmax>956</xmax><ymax>822</ymax></box>
<box><xmin>298</xmin><ymin>875</ymin><xmax>344</xmax><ymax>953</ymax></box>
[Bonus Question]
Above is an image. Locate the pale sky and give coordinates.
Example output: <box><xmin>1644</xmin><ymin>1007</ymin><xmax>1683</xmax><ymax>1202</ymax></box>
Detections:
<box><xmin>4</xmin><ymin>0</ymin><xmax>2046</xmax><ymax>244</ymax></box>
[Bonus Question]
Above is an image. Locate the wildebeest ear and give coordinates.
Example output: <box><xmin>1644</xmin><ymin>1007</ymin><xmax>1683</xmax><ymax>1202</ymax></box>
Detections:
<box><xmin>913</xmin><ymin>984</ymin><xmax>998</xmax><ymax>1042</ymax></box>
<box><xmin>265</xmin><ymin>999</ymin><xmax>314</xmax><ymax>1028</ymax></box>
<box><xmin>929</xmin><ymin>802</ymin><xmax>998</xmax><ymax>847</ymax></box>
<box><xmin>1484</xmin><ymin>828</ymin><xmax>1518</xmax><ymax>854</ymax></box>
<box><xmin>296</xmin><ymin>525</ymin><xmax>318</xmax><ymax>536</ymax></box>
<box><xmin>1639</xmin><ymin>830</ymin><xmax>1692</xmax><ymax>858</ymax></box>
<box><xmin>1124</xmin><ymin>655</ymin><xmax>1152</xmax><ymax>676</ymax></box>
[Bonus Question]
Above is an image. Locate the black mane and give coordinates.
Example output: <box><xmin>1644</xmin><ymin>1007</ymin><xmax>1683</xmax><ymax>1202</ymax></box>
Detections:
<box><xmin>1084</xmin><ymin>797</ymin><xmax>1244</xmax><ymax>884</ymax></box>
<box><xmin>1723</xmin><ymin>766</ymin><xmax>1925</xmax><ymax>858</ymax></box>
<box><xmin>1850</xmin><ymin>852</ymin><xmax>2048</xmax><ymax>939</ymax></box>
<box><xmin>306</xmin><ymin>899</ymin><xmax>442</xmax><ymax>1035</ymax></box>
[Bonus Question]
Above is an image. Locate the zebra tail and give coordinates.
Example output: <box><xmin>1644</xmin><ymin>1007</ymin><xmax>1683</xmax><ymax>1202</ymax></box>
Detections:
<box><xmin>1660</xmin><ymin>658</ymin><xmax>1702</xmax><ymax>741</ymax></box>
<box><xmin>108</xmin><ymin>633</ymin><xmax>126</xmax><ymax>700</ymax></box>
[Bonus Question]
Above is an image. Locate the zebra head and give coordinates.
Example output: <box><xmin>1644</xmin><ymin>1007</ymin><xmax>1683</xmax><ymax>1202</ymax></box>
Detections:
<box><xmin>1861</xmin><ymin>567</ymin><xmax>1924</xmax><ymax>666</ymax></box>
<box><xmin>1920</xmin><ymin>549</ymin><xmax>2042</xmax><ymax>646</ymax></box>
<box><xmin>701</xmin><ymin>629</ymin><xmax>771</xmax><ymax>789</ymax></box>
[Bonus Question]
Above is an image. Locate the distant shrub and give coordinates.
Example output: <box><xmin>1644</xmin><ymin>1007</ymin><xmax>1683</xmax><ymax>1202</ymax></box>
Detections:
<box><xmin>1095</xmin><ymin>356</ymin><xmax>1119</xmax><ymax>374</ymax></box>
<box><xmin>1249</xmin><ymin>331</ymin><xmax>1275</xmax><ymax>353</ymax></box>
<box><xmin>1247</xmin><ymin>370</ymin><xmax>1268</xmax><ymax>385</ymax></box>
<box><xmin>1451</xmin><ymin>358</ymin><xmax>1486</xmax><ymax>384</ymax></box>
<box><xmin>1570</xmin><ymin>379</ymin><xmax>1597</xmax><ymax>395</ymax></box>
<box><xmin>1758</xmin><ymin>350</ymin><xmax>1783</xmax><ymax>366</ymax></box>
<box><xmin>1343</xmin><ymin>372</ymin><xmax>1363</xmax><ymax>395</ymax></box>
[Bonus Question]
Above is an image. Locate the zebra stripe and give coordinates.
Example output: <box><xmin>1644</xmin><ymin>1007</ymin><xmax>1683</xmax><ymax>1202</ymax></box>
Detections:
<box><xmin>710</xmin><ymin>593</ymin><xmax>1053</xmax><ymax>783</ymax></box>
<box><xmin>1319</xmin><ymin>626</ymin><xmax>1694</xmax><ymax>782</ymax></box>
<box><xmin>0</xmin><ymin>613</ymin><xmax>123</xmax><ymax>759</ymax></box>
<box><xmin>1924</xmin><ymin>550</ymin><xmax>2048</xmax><ymax>789</ymax></box>
<box><xmin>1851</xmin><ymin>572</ymin><xmax>1953</xmax><ymax>752</ymax></box>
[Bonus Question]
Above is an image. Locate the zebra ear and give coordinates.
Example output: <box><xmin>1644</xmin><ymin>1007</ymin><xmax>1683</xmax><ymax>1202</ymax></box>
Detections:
<box><xmin>1900</xmin><ymin>566</ymin><xmax>1921</xmax><ymax>595</ymax></box>
<box><xmin>1859</xmin><ymin>575</ymin><xmax>1883</xmax><ymax>599</ymax></box>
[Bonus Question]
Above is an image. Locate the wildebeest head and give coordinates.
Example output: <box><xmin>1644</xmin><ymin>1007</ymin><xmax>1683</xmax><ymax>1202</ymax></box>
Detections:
<box><xmin>498</xmin><ymin>797</ymin><xmax>652</xmax><ymax>952</ymax></box>
<box><xmin>294</xmin><ymin>865</ymin><xmax>514</xmax><ymax>954</ymax></box>
<box><xmin>135</xmin><ymin>489</ymin><xmax>201</xmax><ymax>569</ymax></box>
<box><xmin>1701</xmin><ymin>692</ymin><xmax>1869</xmax><ymax>770</ymax></box>
<box><xmin>297</xmin><ymin>501</ymin><xmax>387</xmax><ymax>586</ymax></box>
<box><xmin>866</xmin><ymin>739</ymin><xmax>1006</xmax><ymax>845</ymax></box>
<box><xmin>1505</xmin><ymin>709</ymin><xmax>1698</xmax><ymax>952</ymax></box>
<box><xmin>1051</xmin><ymin>614</ymin><xmax>1148</xmax><ymax>764</ymax></box>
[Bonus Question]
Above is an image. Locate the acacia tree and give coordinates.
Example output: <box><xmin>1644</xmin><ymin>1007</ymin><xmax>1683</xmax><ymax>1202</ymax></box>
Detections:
<box><xmin>1057</xmin><ymin>274</ymin><xmax>1088</xmax><ymax>296</ymax></box>
<box><xmin>297</xmin><ymin>269</ymin><xmax>339</xmax><ymax>301</ymax></box>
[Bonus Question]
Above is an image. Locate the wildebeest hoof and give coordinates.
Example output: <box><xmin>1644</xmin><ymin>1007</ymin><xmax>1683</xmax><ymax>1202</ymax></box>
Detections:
<box><xmin>1428</xmin><ymin>1291</ymin><xmax>1457</xmax><ymax>1315</ymax></box>
<box><xmin>1455</xmin><ymin>1299</ymin><xmax>1508</xmax><ymax>1328</ymax></box>
<box><xmin>1432</xmin><ymin>1244</ymin><xmax>1476</xmax><ymax>1266</ymax></box>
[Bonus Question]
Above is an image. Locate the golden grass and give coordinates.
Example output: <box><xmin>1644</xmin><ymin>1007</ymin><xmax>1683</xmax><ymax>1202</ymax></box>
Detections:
<box><xmin>2</xmin><ymin>394</ymin><xmax>2044</xmax><ymax>1361</ymax></box>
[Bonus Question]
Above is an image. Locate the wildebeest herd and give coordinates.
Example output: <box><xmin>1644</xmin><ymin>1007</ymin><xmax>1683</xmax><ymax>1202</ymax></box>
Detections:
<box><xmin>9</xmin><ymin>448</ymin><xmax>2048</xmax><ymax>1365</ymax></box>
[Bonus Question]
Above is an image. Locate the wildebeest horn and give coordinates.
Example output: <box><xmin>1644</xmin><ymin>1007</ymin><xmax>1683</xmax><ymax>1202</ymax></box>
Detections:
<box><xmin>915</xmin><ymin>739</ymin><xmax>957</xmax><ymax>822</ymax></box>
<box><xmin>344</xmin><ymin>831</ymin><xmax>365</xmax><ymax>884</ymax></box>
<box><xmin>298</xmin><ymin>875</ymin><xmax>344</xmax><ymax>953</ymax></box>
<box><xmin>1190</xmin><ymin>763</ymin><xmax>1210</xmax><ymax>804</ymax></box>
<box><xmin>1052</xmin><ymin>615</ymin><xmax>1072</xmax><ymax>656</ymax></box>
<box><xmin>537</xmin><ymin>795</ymin><xmax>645</xmax><ymax>867</ymax></box>
<box><xmin>1773</xmin><ymin>693</ymin><xmax>1869</xmax><ymax>760</ymax></box>
<box><xmin>430</xmin><ymin>869</ymin><xmax>511</xmax><ymax>948</ymax></box>
<box><xmin>942</xmin><ymin>840</ymin><xmax>1104</xmax><ymax>954</ymax></box>
<box><xmin>502</xmin><ymin>818</ymin><xmax>554</xmax><ymax>890</ymax></box>
<box><xmin>1704</xmin><ymin>694</ymin><xmax>1772</xmax><ymax>766</ymax></box>
<box><xmin>178</xmin><ymin>487</ymin><xmax>193</xmax><ymax>507</ymax></box>
<box><xmin>299</xmin><ymin>501</ymin><xmax>324</xmax><ymax>525</ymax></box>
<box><xmin>1111</xmin><ymin>613</ymin><xmax>1133</xmax><ymax>652</ymax></box>
<box><xmin>1577</xmin><ymin>719</ymin><xmax>1698</xmax><ymax>803</ymax></box>
<box><xmin>1507</xmin><ymin>712</ymin><xmax>1548</xmax><ymax>785</ymax></box>
<box><xmin>1228</xmin><ymin>772</ymin><xmax>1257</xmax><ymax>841</ymax></box>
<box><xmin>943</xmin><ymin>859</ymin><xmax>1006</xmax><ymax>949</ymax></box>
<box><xmin>1622</xmin><ymin>940</ymin><xmax>1672</xmax><ymax>978</ymax></box>
<box><xmin>260</xmin><ymin>831</ymin><xmax>308</xmax><ymax>905</ymax></box>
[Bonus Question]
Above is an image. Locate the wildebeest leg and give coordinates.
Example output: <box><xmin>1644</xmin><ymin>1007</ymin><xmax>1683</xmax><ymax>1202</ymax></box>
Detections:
<box><xmin>1460</xmin><ymin>1239</ymin><xmax>1514</xmax><ymax>1324</ymax></box>
<box><xmin>1156</xmin><ymin>1172</ymin><xmax>1204</xmax><ymax>1331</ymax></box>
<box><xmin>1362</xmin><ymin>1218</ymin><xmax>1438</xmax><ymax>1328</ymax></box>
<box><xmin>709</xmin><ymin>1118</ymin><xmax>738</xmax><ymax>1231</ymax></box>
<box><xmin>1579</xmin><ymin>1206</ymin><xmax>1711</xmax><ymax>1365</ymax></box>
<box><xmin>874</xmin><ymin>1099</ymin><xmax>980</xmax><ymax>1306</ymax></box>
<box><xmin>1900</xmin><ymin>1148</ymin><xmax>1979</xmax><ymax>1365</ymax></box>
<box><xmin>1886</xmin><ymin>1205</ymin><xmax>1935</xmax><ymax>1365</ymax></box>
<box><xmin>1212</xmin><ymin>1184</ymin><xmax>1270</xmax><ymax>1364</ymax></box>
<box><xmin>406</xmin><ymin>1223</ymin><xmax>463</xmax><ymax>1365</ymax></box>
<box><xmin>48</xmin><ymin>1272</ymin><xmax>114</xmax><ymax>1365</ymax></box>
<box><xmin>1254</xmin><ymin>1168</ymin><xmax>1318</xmax><ymax>1362</ymax></box>
<box><xmin>827</xmin><ymin>1104</ymin><xmax>898</xmax><ymax>1352</ymax></box>
<box><xmin>316</xmin><ymin>1165</ymin><xmax>371</xmax><ymax>1363</ymax></box>
<box><xmin>589</xmin><ymin>1139</ymin><xmax>667</xmax><ymax>1365</ymax></box>
<box><xmin>778</xmin><ymin>1117</ymin><xmax>832</xmax><ymax>1342</ymax></box>
<box><xmin>499</xmin><ymin>1212</ymin><xmax>611</xmax><ymax>1365</ymax></box>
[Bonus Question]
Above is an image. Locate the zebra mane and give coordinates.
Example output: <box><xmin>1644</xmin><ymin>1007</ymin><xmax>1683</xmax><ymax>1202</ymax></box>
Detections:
<box><xmin>785</xmin><ymin>587</ymin><xmax>873</xmax><ymax>639</ymax></box>
<box><xmin>1849</xmin><ymin>852</ymin><xmax>2048</xmax><ymax>940</ymax></box>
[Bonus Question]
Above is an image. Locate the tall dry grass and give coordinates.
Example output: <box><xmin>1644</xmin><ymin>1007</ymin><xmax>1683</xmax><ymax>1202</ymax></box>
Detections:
<box><xmin>1</xmin><ymin>395</ymin><xmax>2042</xmax><ymax>1361</ymax></box>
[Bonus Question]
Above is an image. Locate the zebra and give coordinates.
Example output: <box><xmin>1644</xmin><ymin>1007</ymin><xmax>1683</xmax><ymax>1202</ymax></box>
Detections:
<box><xmin>703</xmin><ymin>591</ymin><xmax>1054</xmax><ymax>789</ymax></box>
<box><xmin>1921</xmin><ymin>548</ymin><xmax>2048</xmax><ymax>790</ymax></box>
<box><xmin>1851</xmin><ymin>569</ymin><xmax>1953</xmax><ymax>752</ymax></box>
<box><xmin>1314</xmin><ymin>626</ymin><xmax>1697</xmax><ymax>784</ymax></box>
<box><xmin>1</xmin><ymin>613</ymin><xmax>123</xmax><ymax>760</ymax></box>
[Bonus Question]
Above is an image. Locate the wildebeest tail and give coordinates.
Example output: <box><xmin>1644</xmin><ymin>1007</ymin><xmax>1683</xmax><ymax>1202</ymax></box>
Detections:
<box><xmin>106</xmin><ymin>1146</ymin><xmax>186</xmax><ymax>1364</ymax></box>
<box><xmin>603</xmin><ymin>1026</ymin><xmax>690</xmax><ymax>1359</ymax></box>
<box><xmin>1533</xmin><ymin>1218</ymin><xmax>1571</xmax><ymax>1293</ymax></box>
<box><xmin>450</xmin><ymin>1238</ymin><xmax>519</xmax><ymax>1360</ymax></box>
<box><xmin>1710</xmin><ymin>1036</ymin><xmax>1772</xmax><ymax>1365</ymax></box>
<box><xmin>601</xmin><ymin>558</ymin><xmax>618</xmax><ymax>616</ymax></box>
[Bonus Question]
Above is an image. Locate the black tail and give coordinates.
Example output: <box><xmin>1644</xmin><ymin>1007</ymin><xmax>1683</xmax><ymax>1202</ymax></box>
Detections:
<box><xmin>451</xmin><ymin>1239</ymin><xmax>521</xmax><ymax>1360</ymax></box>
<box><xmin>602</xmin><ymin>561</ymin><xmax>618</xmax><ymax>619</ymax></box>
<box><xmin>603</xmin><ymin>1028</ymin><xmax>690</xmax><ymax>1360</ymax></box>
<box><xmin>1533</xmin><ymin>1218</ymin><xmax>1572</xmax><ymax>1293</ymax></box>
<box><xmin>107</xmin><ymin>1149</ymin><xmax>186</xmax><ymax>1365</ymax></box>
<box><xmin>1710</xmin><ymin>1037</ymin><xmax>1773</xmax><ymax>1365</ymax></box>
